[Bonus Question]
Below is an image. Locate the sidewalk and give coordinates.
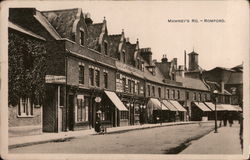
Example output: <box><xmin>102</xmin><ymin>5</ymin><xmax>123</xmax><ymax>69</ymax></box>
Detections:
<box><xmin>180</xmin><ymin>122</ymin><xmax>242</xmax><ymax>154</ymax></box>
<box><xmin>9</xmin><ymin>121</ymin><xmax>210</xmax><ymax>149</ymax></box>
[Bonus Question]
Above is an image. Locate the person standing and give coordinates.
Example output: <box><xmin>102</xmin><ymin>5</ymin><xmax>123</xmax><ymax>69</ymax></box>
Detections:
<box><xmin>228</xmin><ymin>112</ymin><xmax>233</xmax><ymax>127</ymax></box>
<box><xmin>223</xmin><ymin>111</ymin><xmax>228</xmax><ymax>127</ymax></box>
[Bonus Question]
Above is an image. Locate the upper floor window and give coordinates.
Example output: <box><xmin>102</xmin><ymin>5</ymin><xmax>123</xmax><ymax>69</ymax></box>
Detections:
<box><xmin>123</xmin><ymin>51</ymin><xmax>126</xmax><ymax>63</ymax></box>
<box><xmin>104</xmin><ymin>42</ymin><xmax>108</xmax><ymax>55</ymax></box>
<box><xmin>122</xmin><ymin>78</ymin><xmax>126</xmax><ymax>92</ymax></box>
<box><xmin>80</xmin><ymin>29</ymin><xmax>85</xmax><ymax>46</ymax></box>
<box><xmin>79</xmin><ymin>64</ymin><xmax>85</xmax><ymax>85</ymax></box>
<box><xmin>95</xmin><ymin>69</ymin><xmax>100</xmax><ymax>87</ymax></box>
<box><xmin>177</xmin><ymin>90</ymin><xmax>180</xmax><ymax>99</ymax></box>
<box><xmin>172</xmin><ymin>90</ymin><xmax>175</xmax><ymax>99</ymax></box>
<box><xmin>158</xmin><ymin>87</ymin><xmax>161</xmax><ymax>98</ymax></box>
<box><xmin>147</xmin><ymin>85</ymin><xmax>151</xmax><ymax>96</ymax></box>
<box><xmin>104</xmin><ymin>71</ymin><xmax>108</xmax><ymax>89</ymax></box>
<box><xmin>204</xmin><ymin>94</ymin><xmax>207</xmax><ymax>101</ymax></box>
<box><xmin>137</xmin><ymin>82</ymin><xmax>140</xmax><ymax>95</ymax></box>
<box><xmin>131</xmin><ymin>81</ymin><xmax>135</xmax><ymax>94</ymax></box>
<box><xmin>166</xmin><ymin>89</ymin><xmax>169</xmax><ymax>99</ymax></box>
<box><xmin>199</xmin><ymin>93</ymin><xmax>202</xmax><ymax>101</ymax></box>
<box><xmin>186</xmin><ymin>91</ymin><xmax>189</xmax><ymax>100</ymax></box>
<box><xmin>18</xmin><ymin>98</ymin><xmax>33</xmax><ymax>117</ymax></box>
<box><xmin>152</xmin><ymin>86</ymin><xmax>155</xmax><ymax>97</ymax></box>
<box><xmin>89</xmin><ymin>67</ymin><xmax>94</xmax><ymax>86</ymax></box>
<box><xmin>128</xmin><ymin>79</ymin><xmax>132</xmax><ymax>93</ymax></box>
<box><xmin>193</xmin><ymin>92</ymin><xmax>197</xmax><ymax>101</ymax></box>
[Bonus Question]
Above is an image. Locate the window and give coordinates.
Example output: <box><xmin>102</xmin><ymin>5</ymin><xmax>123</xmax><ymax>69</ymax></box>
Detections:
<box><xmin>18</xmin><ymin>98</ymin><xmax>33</xmax><ymax>116</ymax></box>
<box><xmin>172</xmin><ymin>90</ymin><xmax>175</xmax><ymax>99</ymax></box>
<box><xmin>186</xmin><ymin>91</ymin><xmax>189</xmax><ymax>100</ymax></box>
<box><xmin>147</xmin><ymin>85</ymin><xmax>151</xmax><ymax>96</ymax></box>
<box><xmin>80</xmin><ymin>30</ymin><xmax>84</xmax><ymax>45</ymax></box>
<box><xmin>177</xmin><ymin>90</ymin><xmax>180</xmax><ymax>99</ymax></box>
<box><xmin>79</xmin><ymin>65</ymin><xmax>85</xmax><ymax>84</ymax></box>
<box><xmin>128</xmin><ymin>80</ymin><xmax>132</xmax><ymax>93</ymax></box>
<box><xmin>104</xmin><ymin>42</ymin><xmax>108</xmax><ymax>55</ymax></box>
<box><xmin>131</xmin><ymin>81</ymin><xmax>135</xmax><ymax>94</ymax></box>
<box><xmin>95</xmin><ymin>69</ymin><xmax>100</xmax><ymax>87</ymax></box>
<box><xmin>104</xmin><ymin>72</ymin><xmax>108</xmax><ymax>89</ymax></box>
<box><xmin>152</xmin><ymin>86</ymin><xmax>155</xmax><ymax>97</ymax></box>
<box><xmin>199</xmin><ymin>93</ymin><xmax>202</xmax><ymax>101</ymax></box>
<box><xmin>204</xmin><ymin>94</ymin><xmax>207</xmax><ymax>101</ymax></box>
<box><xmin>122</xmin><ymin>78</ymin><xmax>126</xmax><ymax>92</ymax></box>
<box><xmin>193</xmin><ymin>92</ymin><xmax>197</xmax><ymax>101</ymax></box>
<box><xmin>137</xmin><ymin>82</ymin><xmax>140</xmax><ymax>95</ymax></box>
<box><xmin>121</xmin><ymin>111</ymin><xmax>128</xmax><ymax>119</ymax></box>
<box><xmin>123</xmin><ymin>51</ymin><xmax>126</xmax><ymax>63</ymax></box>
<box><xmin>76</xmin><ymin>97</ymin><xmax>89</xmax><ymax>122</ymax></box>
<box><xmin>158</xmin><ymin>87</ymin><xmax>161</xmax><ymax>98</ymax></box>
<box><xmin>166</xmin><ymin>89</ymin><xmax>170</xmax><ymax>99</ymax></box>
<box><xmin>89</xmin><ymin>67</ymin><xmax>94</xmax><ymax>86</ymax></box>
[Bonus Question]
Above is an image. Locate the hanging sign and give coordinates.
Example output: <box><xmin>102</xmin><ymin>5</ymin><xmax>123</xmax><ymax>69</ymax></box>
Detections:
<box><xmin>95</xmin><ymin>97</ymin><xmax>102</xmax><ymax>103</ymax></box>
<box><xmin>77</xmin><ymin>95</ymin><xmax>84</xmax><ymax>100</ymax></box>
<box><xmin>45</xmin><ymin>75</ymin><xmax>66</xmax><ymax>84</ymax></box>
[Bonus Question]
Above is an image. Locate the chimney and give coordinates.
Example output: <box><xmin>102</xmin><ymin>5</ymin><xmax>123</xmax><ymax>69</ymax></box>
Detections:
<box><xmin>173</xmin><ymin>58</ymin><xmax>178</xmax><ymax>70</ymax></box>
<box><xmin>178</xmin><ymin>65</ymin><xmax>185</xmax><ymax>77</ymax></box>
<box><xmin>221</xmin><ymin>81</ymin><xmax>225</xmax><ymax>93</ymax></box>
<box><xmin>161</xmin><ymin>54</ymin><xmax>168</xmax><ymax>63</ymax></box>
<box><xmin>188</xmin><ymin>50</ymin><xmax>199</xmax><ymax>71</ymax></box>
<box><xmin>84</xmin><ymin>12</ymin><xmax>93</xmax><ymax>25</ymax></box>
<box><xmin>140</xmin><ymin>48</ymin><xmax>152</xmax><ymax>65</ymax></box>
<box><xmin>184</xmin><ymin>50</ymin><xmax>187</xmax><ymax>71</ymax></box>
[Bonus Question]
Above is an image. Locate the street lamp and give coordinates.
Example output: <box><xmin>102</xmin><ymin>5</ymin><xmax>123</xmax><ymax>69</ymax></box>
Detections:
<box><xmin>213</xmin><ymin>90</ymin><xmax>218</xmax><ymax>133</ymax></box>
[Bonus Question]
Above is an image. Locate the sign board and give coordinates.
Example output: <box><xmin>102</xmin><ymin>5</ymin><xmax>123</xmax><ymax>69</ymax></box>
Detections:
<box><xmin>45</xmin><ymin>75</ymin><xmax>66</xmax><ymax>84</ymax></box>
<box><xmin>95</xmin><ymin>97</ymin><xmax>102</xmax><ymax>103</ymax></box>
<box><xmin>77</xmin><ymin>95</ymin><xmax>84</xmax><ymax>100</ymax></box>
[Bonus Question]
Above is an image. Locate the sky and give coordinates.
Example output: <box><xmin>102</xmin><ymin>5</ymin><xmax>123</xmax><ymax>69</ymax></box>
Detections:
<box><xmin>35</xmin><ymin>1</ymin><xmax>249</xmax><ymax>70</ymax></box>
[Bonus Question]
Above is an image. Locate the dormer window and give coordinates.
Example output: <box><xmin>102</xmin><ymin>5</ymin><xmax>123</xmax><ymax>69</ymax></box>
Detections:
<box><xmin>104</xmin><ymin>41</ymin><xmax>108</xmax><ymax>55</ymax></box>
<box><xmin>122</xmin><ymin>51</ymin><xmax>126</xmax><ymax>63</ymax></box>
<box><xmin>79</xmin><ymin>29</ymin><xmax>84</xmax><ymax>46</ymax></box>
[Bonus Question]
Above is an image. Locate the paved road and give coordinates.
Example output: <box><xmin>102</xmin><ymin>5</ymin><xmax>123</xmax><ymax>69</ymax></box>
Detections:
<box><xmin>10</xmin><ymin>123</ymin><xmax>214</xmax><ymax>154</ymax></box>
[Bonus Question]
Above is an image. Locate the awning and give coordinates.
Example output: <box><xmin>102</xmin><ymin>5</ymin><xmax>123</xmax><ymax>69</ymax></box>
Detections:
<box><xmin>194</xmin><ymin>102</ymin><xmax>212</xmax><ymax>112</ymax></box>
<box><xmin>221</xmin><ymin>104</ymin><xmax>238</xmax><ymax>111</ymax></box>
<box><xmin>232</xmin><ymin>105</ymin><xmax>242</xmax><ymax>111</ymax></box>
<box><xmin>169</xmin><ymin>100</ymin><xmax>186</xmax><ymax>112</ymax></box>
<box><xmin>204</xmin><ymin>102</ymin><xmax>226</xmax><ymax>111</ymax></box>
<box><xmin>149</xmin><ymin>98</ymin><xmax>169</xmax><ymax>110</ymax></box>
<box><xmin>104</xmin><ymin>91</ymin><xmax>128</xmax><ymax>111</ymax></box>
<box><xmin>162</xmin><ymin>100</ymin><xmax>178</xmax><ymax>111</ymax></box>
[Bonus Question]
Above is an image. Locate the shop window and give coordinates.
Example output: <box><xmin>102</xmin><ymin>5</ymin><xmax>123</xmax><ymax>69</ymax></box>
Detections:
<box><xmin>147</xmin><ymin>85</ymin><xmax>151</xmax><ymax>96</ymax></box>
<box><xmin>76</xmin><ymin>97</ymin><xmax>89</xmax><ymax>122</ymax></box>
<box><xmin>95</xmin><ymin>69</ymin><xmax>100</xmax><ymax>87</ymax></box>
<box><xmin>104</xmin><ymin>72</ymin><xmax>108</xmax><ymax>89</ymax></box>
<box><xmin>89</xmin><ymin>67</ymin><xmax>94</xmax><ymax>86</ymax></box>
<box><xmin>79</xmin><ymin>65</ymin><xmax>85</xmax><ymax>84</ymax></box>
<box><xmin>121</xmin><ymin>111</ymin><xmax>128</xmax><ymax>119</ymax></box>
<box><xmin>80</xmin><ymin>29</ymin><xmax>84</xmax><ymax>46</ymax></box>
<box><xmin>158</xmin><ymin>87</ymin><xmax>161</xmax><ymax>98</ymax></box>
<box><xmin>18</xmin><ymin>98</ymin><xmax>33</xmax><ymax>117</ymax></box>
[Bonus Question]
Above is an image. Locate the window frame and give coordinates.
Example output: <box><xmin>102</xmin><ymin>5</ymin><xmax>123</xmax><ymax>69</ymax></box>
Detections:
<box><xmin>17</xmin><ymin>98</ymin><xmax>34</xmax><ymax>117</ymax></box>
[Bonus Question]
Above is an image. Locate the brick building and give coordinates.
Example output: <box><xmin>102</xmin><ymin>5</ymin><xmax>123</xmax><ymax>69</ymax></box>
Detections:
<box><xmin>8</xmin><ymin>8</ymin><xmax>241</xmax><ymax>137</ymax></box>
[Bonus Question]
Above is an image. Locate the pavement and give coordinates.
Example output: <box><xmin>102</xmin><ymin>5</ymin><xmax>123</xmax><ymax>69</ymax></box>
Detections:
<box><xmin>9</xmin><ymin>121</ymin><xmax>207</xmax><ymax>149</ymax></box>
<box><xmin>180</xmin><ymin>122</ymin><xmax>242</xmax><ymax>154</ymax></box>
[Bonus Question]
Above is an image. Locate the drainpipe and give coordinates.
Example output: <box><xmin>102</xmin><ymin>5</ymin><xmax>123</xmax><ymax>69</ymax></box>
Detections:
<box><xmin>65</xmin><ymin>50</ymin><xmax>68</xmax><ymax>131</ymax></box>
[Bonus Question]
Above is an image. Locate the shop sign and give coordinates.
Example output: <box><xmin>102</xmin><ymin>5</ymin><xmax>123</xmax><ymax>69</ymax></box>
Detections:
<box><xmin>95</xmin><ymin>97</ymin><xmax>102</xmax><ymax>102</ymax></box>
<box><xmin>45</xmin><ymin>75</ymin><xmax>66</xmax><ymax>84</ymax></box>
<box><xmin>77</xmin><ymin>95</ymin><xmax>84</xmax><ymax>100</ymax></box>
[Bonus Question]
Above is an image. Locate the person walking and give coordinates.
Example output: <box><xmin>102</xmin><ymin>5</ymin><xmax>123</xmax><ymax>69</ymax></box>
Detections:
<box><xmin>222</xmin><ymin>111</ymin><xmax>228</xmax><ymax>127</ymax></box>
<box><xmin>95</xmin><ymin>111</ymin><xmax>102</xmax><ymax>133</ymax></box>
<box><xmin>228</xmin><ymin>112</ymin><xmax>233</xmax><ymax>127</ymax></box>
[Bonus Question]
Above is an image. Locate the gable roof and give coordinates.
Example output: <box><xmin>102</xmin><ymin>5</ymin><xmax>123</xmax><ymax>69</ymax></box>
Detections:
<box><xmin>9</xmin><ymin>21</ymin><xmax>46</xmax><ymax>41</ymax></box>
<box><xmin>176</xmin><ymin>76</ymin><xmax>209</xmax><ymax>91</ymax></box>
<box><xmin>109</xmin><ymin>34</ymin><xmax>122</xmax><ymax>59</ymax></box>
<box><xmin>41</xmin><ymin>8</ymin><xmax>80</xmax><ymax>40</ymax></box>
<box><xmin>87</xmin><ymin>23</ymin><xmax>104</xmax><ymax>50</ymax></box>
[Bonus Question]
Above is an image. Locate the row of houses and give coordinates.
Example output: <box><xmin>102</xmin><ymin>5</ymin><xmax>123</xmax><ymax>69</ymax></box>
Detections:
<box><xmin>8</xmin><ymin>8</ymin><xmax>243</xmax><ymax>137</ymax></box>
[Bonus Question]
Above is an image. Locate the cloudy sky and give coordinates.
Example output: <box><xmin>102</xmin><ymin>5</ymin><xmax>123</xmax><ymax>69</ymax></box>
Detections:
<box><xmin>34</xmin><ymin>1</ymin><xmax>248</xmax><ymax>70</ymax></box>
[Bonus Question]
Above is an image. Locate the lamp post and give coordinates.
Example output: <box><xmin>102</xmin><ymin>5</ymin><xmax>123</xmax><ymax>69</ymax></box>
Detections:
<box><xmin>213</xmin><ymin>90</ymin><xmax>218</xmax><ymax>133</ymax></box>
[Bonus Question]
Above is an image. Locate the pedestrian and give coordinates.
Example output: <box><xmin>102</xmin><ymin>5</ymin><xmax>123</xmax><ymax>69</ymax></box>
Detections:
<box><xmin>95</xmin><ymin>110</ymin><xmax>102</xmax><ymax>133</ymax></box>
<box><xmin>228</xmin><ymin>112</ymin><xmax>233</xmax><ymax>127</ymax></box>
<box><xmin>223</xmin><ymin>111</ymin><xmax>228</xmax><ymax>127</ymax></box>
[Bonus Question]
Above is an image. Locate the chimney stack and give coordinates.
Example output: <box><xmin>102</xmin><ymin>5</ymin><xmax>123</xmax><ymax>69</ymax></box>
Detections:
<box><xmin>140</xmin><ymin>48</ymin><xmax>152</xmax><ymax>65</ymax></box>
<box><xmin>184</xmin><ymin>50</ymin><xmax>187</xmax><ymax>71</ymax></box>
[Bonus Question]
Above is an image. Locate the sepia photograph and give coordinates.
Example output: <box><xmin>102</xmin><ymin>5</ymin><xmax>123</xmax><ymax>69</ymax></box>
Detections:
<box><xmin>0</xmin><ymin>0</ymin><xmax>249</xmax><ymax>160</ymax></box>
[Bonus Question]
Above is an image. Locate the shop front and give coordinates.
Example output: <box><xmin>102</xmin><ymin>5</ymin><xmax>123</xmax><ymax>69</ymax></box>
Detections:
<box><xmin>168</xmin><ymin>100</ymin><xmax>187</xmax><ymax>121</ymax></box>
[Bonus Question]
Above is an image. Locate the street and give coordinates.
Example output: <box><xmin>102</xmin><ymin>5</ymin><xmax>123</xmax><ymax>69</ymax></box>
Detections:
<box><xmin>10</xmin><ymin>123</ymin><xmax>215</xmax><ymax>154</ymax></box>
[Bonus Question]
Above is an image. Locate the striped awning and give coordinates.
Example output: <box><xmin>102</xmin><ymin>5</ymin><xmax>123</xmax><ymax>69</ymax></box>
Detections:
<box><xmin>194</xmin><ymin>102</ymin><xmax>212</xmax><ymax>112</ymax></box>
<box><xmin>162</xmin><ymin>100</ymin><xmax>178</xmax><ymax>111</ymax></box>
<box><xmin>204</xmin><ymin>102</ymin><xmax>225</xmax><ymax>111</ymax></box>
<box><xmin>169</xmin><ymin>100</ymin><xmax>186</xmax><ymax>112</ymax></box>
<box><xmin>104</xmin><ymin>91</ymin><xmax>128</xmax><ymax>111</ymax></box>
<box><xmin>148</xmin><ymin>98</ymin><xmax>169</xmax><ymax>111</ymax></box>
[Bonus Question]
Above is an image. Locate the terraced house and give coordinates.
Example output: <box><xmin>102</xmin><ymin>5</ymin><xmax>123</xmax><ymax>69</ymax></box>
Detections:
<box><xmin>8</xmin><ymin>8</ymin><xmax>242</xmax><ymax>137</ymax></box>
